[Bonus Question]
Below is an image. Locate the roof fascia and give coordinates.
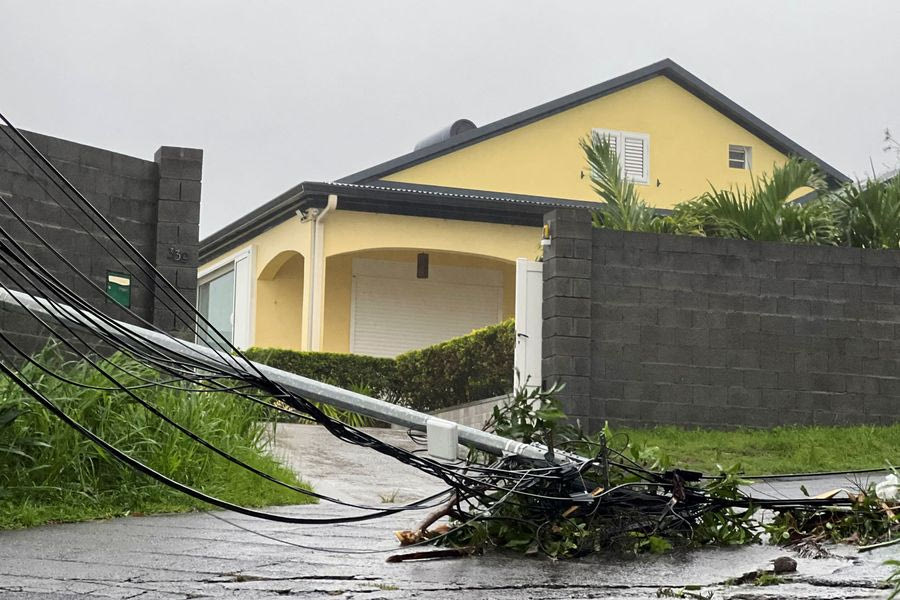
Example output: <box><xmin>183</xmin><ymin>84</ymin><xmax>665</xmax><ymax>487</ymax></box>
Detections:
<box><xmin>660</xmin><ymin>62</ymin><xmax>849</xmax><ymax>185</ymax></box>
<box><xmin>198</xmin><ymin>181</ymin><xmax>593</xmax><ymax>262</ymax></box>
<box><xmin>199</xmin><ymin>182</ymin><xmax>325</xmax><ymax>262</ymax></box>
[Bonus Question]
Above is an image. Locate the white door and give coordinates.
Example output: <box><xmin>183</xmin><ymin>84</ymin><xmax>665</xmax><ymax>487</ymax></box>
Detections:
<box><xmin>514</xmin><ymin>259</ymin><xmax>543</xmax><ymax>389</ymax></box>
<box><xmin>350</xmin><ymin>258</ymin><xmax>504</xmax><ymax>357</ymax></box>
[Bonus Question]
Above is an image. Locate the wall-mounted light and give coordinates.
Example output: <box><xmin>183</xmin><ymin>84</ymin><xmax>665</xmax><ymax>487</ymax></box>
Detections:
<box><xmin>540</xmin><ymin>223</ymin><xmax>552</xmax><ymax>247</ymax></box>
<box><xmin>417</xmin><ymin>253</ymin><xmax>429</xmax><ymax>279</ymax></box>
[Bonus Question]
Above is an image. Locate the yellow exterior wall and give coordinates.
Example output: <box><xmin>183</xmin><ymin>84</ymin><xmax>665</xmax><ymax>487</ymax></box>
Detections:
<box><xmin>201</xmin><ymin>210</ymin><xmax>537</xmax><ymax>352</ymax></box>
<box><xmin>256</xmin><ymin>253</ymin><xmax>304</xmax><ymax>349</ymax></box>
<box><xmin>320</xmin><ymin>210</ymin><xmax>539</xmax><ymax>259</ymax></box>
<box><xmin>322</xmin><ymin>253</ymin><xmax>353</xmax><ymax>353</ymax></box>
<box><xmin>319</xmin><ymin>210</ymin><xmax>533</xmax><ymax>353</ymax></box>
<box><xmin>199</xmin><ymin>215</ymin><xmax>313</xmax><ymax>350</ymax></box>
<box><xmin>200</xmin><ymin>74</ymin><xmax>827</xmax><ymax>355</ymax></box>
<box><xmin>383</xmin><ymin>76</ymin><xmax>792</xmax><ymax>209</ymax></box>
<box><xmin>322</xmin><ymin>249</ymin><xmax>516</xmax><ymax>353</ymax></box>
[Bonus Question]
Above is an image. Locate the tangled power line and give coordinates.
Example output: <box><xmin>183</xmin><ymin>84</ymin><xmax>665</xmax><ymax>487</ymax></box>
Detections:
<box><xmin>0</xmin><ymin>113</ymin><xmax>880</xmax><ymax>559</ymax></box>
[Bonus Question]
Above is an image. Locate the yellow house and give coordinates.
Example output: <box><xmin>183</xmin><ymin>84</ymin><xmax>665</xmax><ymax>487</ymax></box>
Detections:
<box><xmin>198</xmin><ymin>59</ymin><xmax>847</xmax><ymax>357</ymax></box>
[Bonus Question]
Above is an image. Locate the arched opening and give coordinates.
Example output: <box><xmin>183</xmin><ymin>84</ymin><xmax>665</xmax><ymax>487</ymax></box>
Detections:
<box><xmin>322</xmin><ymin>248</ymin><xmax>515</xmax><ymax>356</ymax></box>
<box><xmin>256</xmin><ymin>251</ymin><xmax>304</xmax><ymax>350</ymax></box>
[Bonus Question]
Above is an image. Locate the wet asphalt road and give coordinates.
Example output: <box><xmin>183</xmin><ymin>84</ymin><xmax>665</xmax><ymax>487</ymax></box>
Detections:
<box><xmin>0</xmin><ymin>426</ymin><xmax>897</xmax><ymax>599</ymax></box>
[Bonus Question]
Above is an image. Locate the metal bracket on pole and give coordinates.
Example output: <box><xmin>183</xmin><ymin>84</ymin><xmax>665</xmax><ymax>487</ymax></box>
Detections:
<box><xmin>426</xmin><ymin>417</ymin><xmax>459</xmax><ymax>461</ymax></box>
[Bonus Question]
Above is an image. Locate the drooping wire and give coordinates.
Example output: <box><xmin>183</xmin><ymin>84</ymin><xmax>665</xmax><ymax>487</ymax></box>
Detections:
<box><xmin>0</xmin><ymin>112</ymin><xmax>870</xmax><ymax>550</ymax></box>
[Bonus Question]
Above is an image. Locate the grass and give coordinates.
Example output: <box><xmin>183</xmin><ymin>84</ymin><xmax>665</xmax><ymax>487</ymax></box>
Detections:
<box><xmin>379</xmin><ymin>489</ymin><xmax>400</xmax><ymax>503</ymax></box>
<box><xmin>619</xmin><ymin>424</ymin><xmax>899</xmax><ymax>475</ymax></box>
<box><xmin>753</xmin><ymin>574</ymin><xmax>785</xmax><ymax>586</ymax></box>
<box><xmin>0</xmin><ymin>346</ymin><xmax>314</xmax><ymax>530</ymax></box>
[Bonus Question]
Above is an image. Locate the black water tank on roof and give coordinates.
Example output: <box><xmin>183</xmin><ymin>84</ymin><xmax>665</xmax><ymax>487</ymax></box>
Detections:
<box><xmin>413</xmin><ymin>119</ymin><xmax>477</xmax><ymax>151</ymax></box>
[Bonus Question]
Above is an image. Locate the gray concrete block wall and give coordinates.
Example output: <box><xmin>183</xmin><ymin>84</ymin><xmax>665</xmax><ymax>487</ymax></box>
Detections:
<box><xmin>153</xmin><ymin>146</ymin><xmax>203</xmax><ymax>339</ymax></box>
<box><xmin>0</xmin><ymin>128</ymin><xmax>202</xmax><ymax>356</ymax></box>
<box><xmin>428</xmin><ymin>395</ymin><xmax>508</xmax><ymax>430</ymax></box>
<box><xmin>542</xmin><ymin>209</ymin><xmax>594</xmax><ymax>426</ymax></box>
<box><xmin>543</xmin><ymin>207</ymin><xmax>900</xmax><ymax>430</ymax></box>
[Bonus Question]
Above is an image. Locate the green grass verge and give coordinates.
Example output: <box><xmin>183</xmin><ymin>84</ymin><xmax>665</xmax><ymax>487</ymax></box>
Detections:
<box><xmin>0</xmin><ymin>347</ymin><xmax>314</xmax><ymax>530</ymax></box>
<box><xmin>620</xmin><ymin>424</ymin><xmax>900</xmax><ymax>475</ymax></box>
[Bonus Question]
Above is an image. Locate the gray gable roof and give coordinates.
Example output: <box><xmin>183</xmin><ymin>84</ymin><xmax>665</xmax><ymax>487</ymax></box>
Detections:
<box><xmin>338</xmin><ymin>58</ymin><xmax>849</xmax><ymax>186</ymax></box>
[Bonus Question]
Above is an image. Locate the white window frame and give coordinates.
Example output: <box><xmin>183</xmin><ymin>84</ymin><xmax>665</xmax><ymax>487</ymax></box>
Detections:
<box><xmin>197</xmin><ymin>263</ymin><xmax>235</xmax><ymax>344</ymax></box>
<box><xmin>728</xmin><ymin>144</ymin><xmax>752</xmax><ymax>170</ymax></box>
<box><xmin>197</xmin><ymin>245</ymin><xmax>255</xmax><ymax>349</ymax></box>
<box><xmin>592</xmin><ymin>128</ymin><xmax>650</xmax><ymax>185</ymax></box>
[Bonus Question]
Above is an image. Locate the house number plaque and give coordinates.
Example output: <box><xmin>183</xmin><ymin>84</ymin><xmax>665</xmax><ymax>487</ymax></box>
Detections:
<box><xmin>167</xmin><ymin>247</ymin><xmax>188</xmax><ymax>263</ymax></box>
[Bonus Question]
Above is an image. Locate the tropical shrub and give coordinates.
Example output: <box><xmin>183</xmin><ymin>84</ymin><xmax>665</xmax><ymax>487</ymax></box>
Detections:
<box><xmin>394</xmin><ymin>319</ymin><xmax>515</xmax><ymax>412</ymax></box>
<box><xmin>580</xmin><ymin>134</ymin><xmax>854</xmax><ymax>246</ymax></box>
<box><xmin>671</xmin><ymin>158</ymin><xmax>836</xmax><ymax>244</ymax></box>
<box><xmin>830</xmin><ymin>175</ymin><xmax>900</xmax><ymax>248</ymax></box>
<box><xmin>243</xmin><ymin>348</ymin><xmax>400</xmax><ymax>426</ymax></box>
<box><xmin>244</xmin><ymin>347</ymin><xmax>399</xmax><ymax>401</ymax></box>
<box><xmin>246</xmin><ymin>321</ymin><xmax>515</xmax><ymax>413</ymax></box>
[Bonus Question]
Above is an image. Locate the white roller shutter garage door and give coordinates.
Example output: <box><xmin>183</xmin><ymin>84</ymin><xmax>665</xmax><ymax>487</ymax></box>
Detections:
<box><xmin>350</xmin><ymin>258</ymin><xmax>504</xmax><ymax>357</ymax></box>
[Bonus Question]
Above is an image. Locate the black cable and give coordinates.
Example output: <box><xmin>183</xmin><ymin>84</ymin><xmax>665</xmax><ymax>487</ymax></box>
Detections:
<box><xmin>0</xmin><ymin>252</ymin><xmax>575</xmax><ymax>503</ymax></box>
<box><xmin>3</xmin><ymin>112</ymin><xmax>873</xmax><ymax>553</ymax></box>
<box><xmin>0</xmin><ymin>123</ymin><xmax>235</xmax><ymax>358</ymax></box>
<box><xmin>0</xmin><ymin>259</ymin><xmax>462</xmax><ymax>513</ymax></box>
<box><xmin>0</xmin><ymin>358</ymin><xmax>463</xmax><ymax>524</ymax></box>
<box><xmin>0</xmin><ymin>133</ymin><xmax>579</xmax><ymax>501</ymax></box>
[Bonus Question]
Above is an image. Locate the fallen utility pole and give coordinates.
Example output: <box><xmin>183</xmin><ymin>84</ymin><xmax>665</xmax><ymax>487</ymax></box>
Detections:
<box><xmin>0</xmin><ymin>289</ymin><xmax>572</xmax><ymax>464</ymax></box>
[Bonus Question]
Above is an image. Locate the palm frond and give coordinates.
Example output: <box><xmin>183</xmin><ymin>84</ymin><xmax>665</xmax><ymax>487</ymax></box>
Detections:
<box><xmin>580</xmin><ymin>133</ymin><xmax>659</xmax><ymax>232</ymax></box>
<box><xmin>675</xmin><ymin>158</ymin><xmax>835</xmax><ymax>244</ymax></box>
<box><xmin>830</xmin><ymin>177</ymin><xmax>900</xmax><ymax>248</ymax></box>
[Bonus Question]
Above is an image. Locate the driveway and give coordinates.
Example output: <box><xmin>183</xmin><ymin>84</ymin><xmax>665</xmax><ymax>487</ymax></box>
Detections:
<box><xmin>0</xmin><ymin>425</ymin><xmax>895</xmax><ymax>599</ymax></box>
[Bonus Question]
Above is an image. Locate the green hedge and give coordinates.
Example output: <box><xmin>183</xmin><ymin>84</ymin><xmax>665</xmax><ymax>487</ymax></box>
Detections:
<box><xmin>244</xmin><ymin>319</ymin><xmax>515</xmax><ymax>413</ymax></box>
<box><xmin>242</xmin><ymin>348</ymin><xmax>400</xmax><ymax>401</ymax></box>
<box><xmin>394</xmin><ymin>319</ymin><xmax>515</xmax><ymax>412</ymax></box>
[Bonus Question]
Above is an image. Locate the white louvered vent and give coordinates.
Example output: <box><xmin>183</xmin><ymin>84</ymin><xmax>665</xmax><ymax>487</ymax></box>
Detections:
<box><xmin>622</xmin><ymin>134</ymin><xmax>647</xmax><ymax>183</ymax></box>
<box><xmin>592</xmin><ymin>129</ymin><xmax>617</xmax><ymax>155</ymax></box>
<box><xmin>606</xmin><ymin>133</ymin><xmax>618</xmax><ymax>155</ymax></box>
<box><xmin>623</xmin><ymin>136</ymin><xmax>647</xmax><ymax>183</ymax></box>
<box><xmin>590</xmin><ymin>129</ymin><xmax>649</xmax><ymax>184</ymax></box>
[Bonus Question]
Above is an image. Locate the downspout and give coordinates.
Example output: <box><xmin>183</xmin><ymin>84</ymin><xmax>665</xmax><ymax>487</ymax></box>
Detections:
<box><xmin>306</xmin><ymin>194</ymin><xmax>337</xmax><ymax>350</ymax></box>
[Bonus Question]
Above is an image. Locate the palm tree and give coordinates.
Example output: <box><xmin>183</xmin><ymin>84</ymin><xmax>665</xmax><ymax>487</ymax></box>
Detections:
<box><xmin>672</xmin><ymin>158</ymin><xmax>836</xmax><ymax>244</ymax></box>
<box><xmin>829</xmin><ymin>175</ymin><xmax>900</xmax><ymax>248</ymax></box>
<box><xmin>579</xmin><ymin>133</ymin><xmax>662</xmax><ymax>232</ymax></box>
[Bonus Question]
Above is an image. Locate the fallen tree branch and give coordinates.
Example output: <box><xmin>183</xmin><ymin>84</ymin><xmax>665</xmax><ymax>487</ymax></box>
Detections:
<box><xmin>395</xmin><ymin>493</ymin><xmax>457</xmax><ymax>546</ymax></box>
<box><xmin>386</xmin><ymin>547</ymin><xmax>475</xmax><ymax>563</ymax></box>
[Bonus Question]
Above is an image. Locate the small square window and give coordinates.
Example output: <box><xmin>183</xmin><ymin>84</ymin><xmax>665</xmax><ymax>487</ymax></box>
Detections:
<box><xmin>729</xmin><ymin>145</ymin><xmax>751</xmax><ymax>169</ymax></box>
<box><xmin>106</xmin><ymin>272</ymin><xmax>131</xmax><ymax>308</ymax></box>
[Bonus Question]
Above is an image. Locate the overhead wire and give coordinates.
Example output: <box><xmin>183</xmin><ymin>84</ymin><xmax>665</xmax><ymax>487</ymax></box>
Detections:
<box><xmin>0</xmin><ymin>112</ymin><xmax>886</xmax><ymax>556</ymax></box>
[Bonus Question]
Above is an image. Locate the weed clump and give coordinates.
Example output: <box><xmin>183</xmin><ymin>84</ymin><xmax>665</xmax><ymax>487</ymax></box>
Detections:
<box><xmin>0</xmin><ymin>346</ymin><xmax>312</xmax><ymax>529</ymax></box>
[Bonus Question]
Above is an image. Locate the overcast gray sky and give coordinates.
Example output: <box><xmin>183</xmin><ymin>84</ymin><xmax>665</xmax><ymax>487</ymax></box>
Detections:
<box><xmin>1</xmin><ymin>1</ymin><xmax>898</xmax><ymax>236</ymax></box>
